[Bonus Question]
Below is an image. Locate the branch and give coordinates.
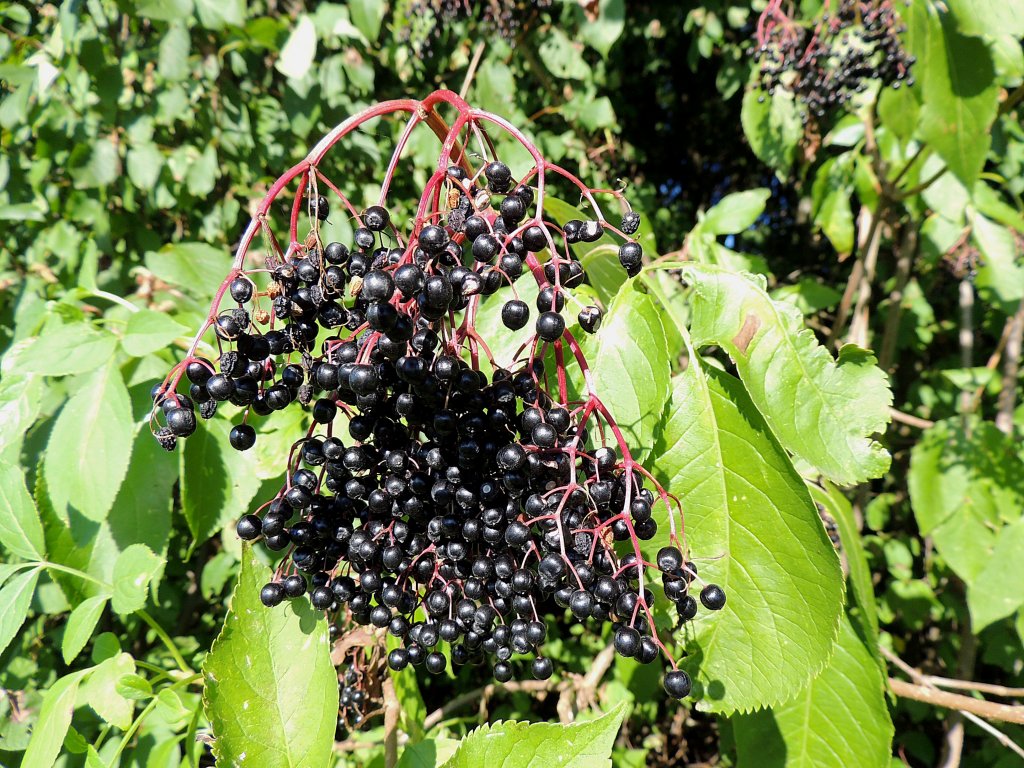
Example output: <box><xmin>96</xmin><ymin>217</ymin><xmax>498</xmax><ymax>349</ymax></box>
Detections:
<box><xmin>888</xmin><ymin>679</ymin><xmax>1024</xmax><ymax>725</ymax></box>
<box><xmin>995</xmin><ymin>302</ymin><xmax>1024</xmax><ymax>435</ymax></box>
<box><xmin>383</xmin><ymin>677</ymin><xmax>400</xmax><ymax>768</ymax></box>
<box><xmin>422</xmin><ymin>680</ymin><xmax>552</xmax><ymax>731</ymax></box>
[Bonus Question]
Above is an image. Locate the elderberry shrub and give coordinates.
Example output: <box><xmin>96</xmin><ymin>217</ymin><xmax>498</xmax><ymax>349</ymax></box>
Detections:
<box><xmin>152</xmin><ymin>92</ymin><xmax>720</xmax><ymax>701</ymax></box>
<box><xmin>754</xmin><ymin>0</ymin><xmax>914</xmax><ymax>120</ymax></box>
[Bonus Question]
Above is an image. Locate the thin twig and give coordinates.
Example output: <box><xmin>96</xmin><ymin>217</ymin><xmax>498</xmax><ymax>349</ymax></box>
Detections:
<box><xmin>995</xmin><ymin>302</ymin><xmax>1024</xmax><ymax>435</ymax></box>
<box><xmin>558</xmin><ymin>643</ymin><xmax>616</xmax><ymax>723</ymax></box>
<box><xmin>829</xmin><ymin>207</ymin><xmax>881</xmax><ymax>347</ymax></box>
<box><xmin>958</xmin><ymin>280</ymin><xmax>975</xmax><ymax>415</ymax></box>
<box><xmin>888</xmin><ymin>679</ymin><xmax>1024</xmax><ymax>726</ymax></box>
<box><xmin>459</xmin><ymin>41</ymin><xmax>486</xmax><ymax>100</ymax></box>
<box><xmin>924</xmin><ymin>676</ymin><xmax>1024</xmax><ymax>699</ymax></box>
<box><xmin>889</xmin><ymin>408</ymin><xmax>935</xmax><ymax>430</ymax></box>
<box><xmin>383</xmin><ymin>677</ymin><xmax>400</xmax><ymax>768</ymax></box>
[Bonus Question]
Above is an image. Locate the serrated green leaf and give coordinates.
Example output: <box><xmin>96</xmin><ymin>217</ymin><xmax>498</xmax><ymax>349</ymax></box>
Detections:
<box><xmin>111</xmin><ymin>544</ymin><xmax>164</xmax><ymax>614</ymax></box>
<box><xmin>908</xmin><ymin>418</ymin><xmax>1024</xmax><ymax>584</ymax></box>
<box><xmin>538</xmin><ymin>28</ymin><xmax>591</xmax><ymax>80</ymax></box>
<box><xmin>203</xmin><ymin>546</ymin><xmax>338</xmax><ymax>768</ymax></box>
<box><xmin>21</xmin><ymin>669</ymin><xmax>92</xmax><ymax>768</ymax></box>
<box><xmin>579</xmin><ymin>0</ymin><xmax>625</xmax><ymax>57</ymax></box>
<box><xmin>21</xmin><ymin>323</ymin><xmax>118</xmax><ymax>376</ymax></box>
<box><xmin>811</xmin><ymin>156</ymin><xmax>855</xmax><ymax>254</ymax></box>
<box><xmin>653</xmin><ymin>364</ymin><xmax>843</xmax><ymax>713</ymax></box>
<box><xmin>121</xmin><ymin>309</ymin><xmax>189</xmax><ymax>357</ymax></box>
<box><xmin>135</xmin><ymin>0</ymin><xmax>193</xmax><ymax>22</ymax></box>
<box><xmin>441</xmin><ymin>703</ymin><xmax>627</xmax><ymax>768</ymax></box>
<box><xmin>701</xmin><ymin>189</ymin><xmax>769</xmax><ymax>235</ymax></box>
<box><xmin>946</xmin><ymin>0</ymin><xmax>1024</xmax><ymax>38</ymax></box>
<box><xmin>44</xmin><ymin>360</ymin><xmax>134</xmax><ymax>522</ymax></box>
<box><xmin>678</xmin><ymin>264</ymin><xmax>892</xmax><ymax>486</ymax></box>
<box><xmin>181</xmin><ymin>417</ymin><xmax>262</xmax><ymax>551</ymax></box>
<box><xmin>733</xmin><ymin>612</ymin><xmax>893</xmax><ymax>768</ymax></box>
<box><xmin>80</xmin><ymin>652</ymin><xmax>136</xmax><ymax>729</ymax></box>
<box><xmin>158</xmin><ymin>21</ymin><xmax>191</xmax><ymax>81</ymax></box>
<box><xmin>911</xmin><ymin>1</ymin><xmax>999</xmax><ymax>186</ymax></box>
<box><xmin>0</xmin><ymin>567</ymin><xmax>40</xmax><ymax>657</ymax></box>
<box><xmin>586</xmin><ymin>281</ymin><xmax>671</xmax><ymax>464</ymax></box>
<box><xmin>0</xmin><ymin>460</ymin><xmax>45</xmax><ymax>560</ymax></box>
<box><xmin>127</xmin><ymin>142</ymin><xmax>164</xmax><ymax>190</ymax></box>
<box><xmin>63</xmin><ymin>595</ymin><xmax>109</xmax><ymax>664</ymax></box>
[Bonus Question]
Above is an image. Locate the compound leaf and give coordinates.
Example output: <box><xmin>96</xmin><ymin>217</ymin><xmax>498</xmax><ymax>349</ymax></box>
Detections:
<box><xmin>679</xmin><ymin>264</ymin><xmax>892</xmax><ymax>486</ymax></box>
<box><xmin>203</xmin><ymin>546</ymin><xmax>337</xmax><ymax>768</ymax></box>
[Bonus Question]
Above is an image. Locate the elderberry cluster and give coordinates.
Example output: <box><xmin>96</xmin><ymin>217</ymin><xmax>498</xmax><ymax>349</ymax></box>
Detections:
<box><xmin>154</xmin><ymin>94</ymin><xmax>721</xmax><ymax>704</ymax></box>
<box><xmin>402</xmin><ymin>0</ymin><xmax>552</xmax><ymax>55</ymax></box>
<box><xmin>755</xmin><ymin>0</ymin><xmax>914</xmax><ymax>119</ymax></box>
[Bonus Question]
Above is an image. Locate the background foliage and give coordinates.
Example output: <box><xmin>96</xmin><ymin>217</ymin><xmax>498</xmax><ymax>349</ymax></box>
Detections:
<box><xmin>1</xmin><ymin>1</ymin><xmax>1023</xmax><ymax>766</ymax></box>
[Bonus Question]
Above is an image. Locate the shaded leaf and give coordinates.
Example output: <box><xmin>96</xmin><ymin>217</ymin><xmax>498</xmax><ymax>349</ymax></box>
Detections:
<box><xmin>968</xmin><ymin>517</ymin><xmax>1024</xmax><ymax>631</ymax></box>
<box><xmin>0</xmin><ymin>567</ymin><xmax>41</xmax><ymax>657</ymax></box>
<box><xmin>20</xmin><ymin>669</ymin><xmax>93</xmax><ymax>768</ymax></box>
<box><xmin>741</xmin><ymin>86</ymin><xmax>802</xmax><ymax>173</ymax></box>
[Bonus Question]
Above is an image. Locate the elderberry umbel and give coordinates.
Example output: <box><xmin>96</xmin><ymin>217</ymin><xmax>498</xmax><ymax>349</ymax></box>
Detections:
<box><xmin>151</xmin><ymin>90</ymin><xmax>723</xmax><ymax>701</ymax></box>
<box><xmin>753</xmin><ymin>0</ymin><xmax>914</xmax><ymax>119</ymax></box>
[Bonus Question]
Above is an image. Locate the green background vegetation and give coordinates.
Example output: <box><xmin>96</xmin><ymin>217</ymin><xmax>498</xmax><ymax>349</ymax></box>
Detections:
<box><xmin>2</xmin><ymin>1</ymin><xmax>1023</xmax><ymax>766</ymax></box>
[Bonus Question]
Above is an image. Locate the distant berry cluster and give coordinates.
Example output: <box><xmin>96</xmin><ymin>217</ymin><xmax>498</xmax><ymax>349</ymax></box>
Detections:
<box><xmin>152</xmin><ymin>92</ymin><xmax>722</xmax><ymax>729</ymax></box>
<box><xmin>401</xmin><ymin>0</ymin><xmax>552</xmax><ymax>54</ymax></box>
<box><xmin>754</xmin><ymin>0</ymin><xmax>914</xmax><ymax>118</ymax></box>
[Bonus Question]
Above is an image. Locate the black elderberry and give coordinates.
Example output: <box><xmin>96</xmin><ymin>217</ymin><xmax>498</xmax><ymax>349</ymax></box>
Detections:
<box><xmin>620</xmin><ymin>211</ymin><xmax>641</xmax><ymax>235</ymax></box>
<box><xmin>229</xmin><ymin>424</ymin><xmax>256</xmax><ymax>451</ymax></box>
<box><xmin>363</xmin><ymin>205</ymin><xmax>390</xmax><ymax>232</ymax></box>
<box><xmin>166</xmin><ymin>407</ymin><xmax>197</xmax><ymax>437</ymax></box>
<box><xmin>578</xmin><ymin>306</ymin><xmax>602</xmax><ymax>334</ymax></box>
<box><xmin>700</xmin><ymin>584</ymin><xmax>726</xmax><ymax>610</ymax></box>
<box><xmin>501</xmin><ymin>300</ymin><xmax>529</xmax><ymax>331</ymax></box>
<box><xmin>260</xmin><ymin>583</ymin><xmax>285</xmax><ymax>607</ymax></box>
<box><xmin>484</xmin><ymin>161</ymin><xmax>512</xmax><ymax>193</ymax></box>
<box><xmin>536</xmin><ymin>311</ymin><xmax>565</xmax><ymax>342</ymax></box>
<box><xmin>663</xmin><ymin>669</ymin><xmax>692</xmax><ymax>699</ymax></box>
<box><xmin>236</xmin><ymin>514</ymin><xmax>262</xmax><ymax>540</ymax></box>
<box><xmin>657</xmin><ymin>546</ymin><xmax>683</xmax><ymax>573</ymax></box>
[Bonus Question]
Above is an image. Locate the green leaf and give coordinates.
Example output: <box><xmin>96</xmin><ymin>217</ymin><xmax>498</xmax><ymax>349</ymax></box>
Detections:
<box><xmin>158</xmin><ymin>21</ymin><xmax>191</xmax><ymax>81</ymax></box>
<box><xmin>79</xmin><ymin>652</ymin><xmax>136</xmax><ymax>729</ymax></box>
<box><xmin>0</xmin><ymin>460</ymin><xmax>45</xmax><ymax>560</ymax></box>
<box><xmin>145</xmin><ymin>241</ymin><xmax>231</xmax><ymax>299</ymax></box>
<box><xmin>678</xmin><ymin>264</ymin><xmax>892</xmax><ymax>486</ymax></box>
<box><xmin>277</xmin><ymin>15</ymin><xmax>317</xmax><ymax>80</ymax></box>
<box><xmin>349</xmin><ymin>0</ymin><xmax>386</xmax><ymax>41</ymax></box>
<box><xmin>586</xmin><ymin>281</ymin><xmax>671</xmax><ymax>464</ymax></box>
<box><xmin>538</xmin><ymin>28</ymin><xmax>591</xmax><ymax>80</ymax></box>
<box><xmin>968</xmin><ymin>516</ymin><xmax>1024</xmax><ymax>631</ymax></box>
<box><xmin>397</xmin><ymin>739</ymin><xmax>461</xmax><ymax>768</ymax></box>
<box><xmin>733</xmin><ymin>612</ymin><xmax>893</xmax><ymax>768</ymax></box>
<box><xmin>21</xmin><ymin>669</ymin><xmax>92</xmax><ymax>768</ymax></box>
<box><xmin>21</xmin><ymin>323</ymin><xmax>118</xmax><ymax>376</ymax></box>
<box><xmin>63</xmin><ymin>595</ymin><xmax>110</xmax><ymax>664</ymax></box>
<box><xmin>72</xmin><ymin>141</ymin><xmax>120</xmax><ymax>189</ymax></box>
<box><xmin>808</xmin><ymin>482</ymin><xmax>879</xmax><ymax>643</ymax></box>
<box><xmin>701</xmin><ymin>189</ymin><xmax>769</xmax><ymax>235</ymax></box>
<box><xmin>653</xmin><ymin>365</ymin><xmax>843</xmax><ymax>713</ymax></box>
<box><xmin>0</xmin><ymin>567</ymin><xmax>40</xmax><ymax>657</ymax></box>
<box><xmin>947</xmin><ymin>0</ymin><xmax>1024</xmax><ymax>38</ymax></box>
<box><xmin>181</xmin><ymin>417</ymin><xmax>263</xmax><ymax>551</ymax></box>
<box><xmin>388</xmin><ymin>637</ymin><xmax>426</xmax><ymax>743</ymax></box>
<box><xmin>121</xmin><ymin>309</ymin><xmax>189</xmax><ymax>357</ymax></box>
<box><xmin>195</xmin><ymin>0</ymin><xmax>245</xmax><ymax>29</ymax></box>
<box><xmin>111</xmin><ymin>544</ymin><xmax>164</xmax><ymax>615</ymax></box>
<box><xmin>203</xmin><ymin>546</ymin><xmax>338</xmax><ymax>768</ymax></box>
<box><xmin>971</xmin><ymin>210</ymin><xmax>1024</xmax><ymax>307</ymax></box>
<box><xmin>912</xmin><ymin>2</ymin><xmax>999</xmax><ymax>186</ymax></box>
<box><xmin>908</xmin><ymin>418</ymin><xmax>1024</xmax><ymax>584</ymax></box>
<box><xmin>811</xmin><ymin>156</ymin><xmax>855</xmax><ymax>254</ymax></box>
<box><xmin>579</xmin><ymin>0</ymin><xmax>625</xmax><ymax>57</ymax></box>
<box><xmin>115</xmin><ymin>673</ymin><xmax>154</xmax><ymax>700</ymax></box>
<box><xmin>441</xmin><ymin>703</ymin><xmax>627</xmax><ymax>768</ymax></box>
<box><xmin>44</xmin><ymin>360</ymin><xmax>134</xmax><ymax>522</ymax></box>
<box><xmin>135</xmin><ymin>0</ymin><xmax>193</xmax><ymax>22</ymax></box>
<box><xmin>741</xmin><ymin>86</ymin><xmax>802</xmax><ymax>173</ymax></box>
<box><xmin>126</xmin><ymin>142</ymin><xmax>164</xmax><ymax>190</ymax></box>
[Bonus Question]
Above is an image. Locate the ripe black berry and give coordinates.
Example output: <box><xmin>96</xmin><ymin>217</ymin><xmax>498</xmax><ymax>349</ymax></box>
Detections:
<box><xmin>363</xmin><ymin>206</ymin><xmax>390</xmax><ymax>232</ymax></box>
<box><xmin>484</xmin><ymin>161</ymin><xmax>512</xmax><ymax>193</ymax></box>
<box><xmin>166</xmin><ymin>407</ymin><xmax>197</xmax><ymax>437</ymax></box>
<box><xmin>501</xmin><ymin>300</ymin><xmax>529</xmax><ymax>330</ymax></box>
<box><xmin>536</xmin><ymin>311</ymin><xmax>565</xmax><ymax>342</ymax></box>
<box><xmin>260</xmin><ymin>583</ymin><xmax>285</xmax><ymax>607</ymax></box>
<box><xmin>664</xmin><ymin>669</ymin><xmax>692</xmax><ymax>699</ymax></box>
<box><xmin>229</xmin><ymin>424</ymin><xmax>256</xmax><ymax>451</ymax></box>
<box><xmin>700</xmin><ymin>584</ymin><xmax>726</xmax><ymax>610</ymax></box>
